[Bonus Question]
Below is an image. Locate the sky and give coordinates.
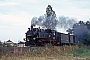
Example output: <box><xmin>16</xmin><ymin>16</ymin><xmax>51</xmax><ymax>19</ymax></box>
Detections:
<box><xmin>0</xmin><ymin>0</ymin><xmax>90</xmax><ymax>43</ymax></box>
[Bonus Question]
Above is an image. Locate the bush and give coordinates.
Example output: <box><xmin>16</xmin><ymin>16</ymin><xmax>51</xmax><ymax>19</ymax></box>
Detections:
<box><xmin>73</xmin><ymin>45</ymin><xmax>90</xmax><ymax>56</ymax></box>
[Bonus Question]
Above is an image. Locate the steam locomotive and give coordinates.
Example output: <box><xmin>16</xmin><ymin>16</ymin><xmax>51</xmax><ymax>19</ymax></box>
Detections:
<box><xmin>25</xmin><ymin>25</ymin><xmax>76</xmax><ymax>46</ymax></box>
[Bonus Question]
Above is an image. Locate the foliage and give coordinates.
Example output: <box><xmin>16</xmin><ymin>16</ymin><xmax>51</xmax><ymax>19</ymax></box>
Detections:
<box><xmin>73</xmin><ymin>45</ymin><xmax>90</xmax><ymax>56</ymax></box>
<box><xmin>0</xmin><ymin>41</ymin><xmax>3</xmax><ymax>47</ymax></box>
<box><xmin>85</xmin><ymin>21</ymin><xmax>90</xmax><ymax>29</ymax></box>
<box><xmin>67</xmin><ymin>21</ymin><xmax>90</xmax><ymax>45</ymax></box>
<box><xmin>0</xmin><ymin>41</ymin><xmax>7</xmax><ymax>54</ymax></box>
<box><xmin>83</xmin><ymin>34</ymin><xmax>90</xmax><ymax>45</ymax></box>
<box><xmin>43</xmin><ymin>5</ymin><xmax>58</xmax><ymax>30</ymax></box>
<box><xmin>0</xmin><ymin>41</ymin><xmax>4</xmax><ymax>52</ymax></box>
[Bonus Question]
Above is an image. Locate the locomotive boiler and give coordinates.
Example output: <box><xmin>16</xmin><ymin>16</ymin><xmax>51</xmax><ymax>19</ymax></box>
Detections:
<box><xmin>25</xmin><ymin>25</ymin><xmax>75</xmax><ymax>46</ymax></box>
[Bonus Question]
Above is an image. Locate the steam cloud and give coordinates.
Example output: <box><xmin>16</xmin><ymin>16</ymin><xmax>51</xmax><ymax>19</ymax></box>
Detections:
<box><xmin>57</xmin><ymin>16</ymin><xmax>77</xmax><ymax>29</ymax></box>
<box><xmin>31</xmin><ymin>16</ymin><xmax>45</xmax><ymax>26</ymax></box>
<box><xmin>31</xmin><ymin>15</ymin><xmax>77</xmax><ymax>30</ymax></box>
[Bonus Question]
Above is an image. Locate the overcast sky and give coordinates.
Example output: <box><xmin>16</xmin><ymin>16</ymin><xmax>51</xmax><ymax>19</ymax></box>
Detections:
<box><xmin>0</xmin><ymin>0</ymin><xmax>90</xmax><ymax>43</ymax></box>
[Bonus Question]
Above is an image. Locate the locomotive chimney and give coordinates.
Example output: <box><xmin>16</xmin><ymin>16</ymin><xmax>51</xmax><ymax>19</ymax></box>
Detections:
<box><xmin>31</xmin><ymin>25</ymin><xmax>33</xmax><ymax>31</ymax></box>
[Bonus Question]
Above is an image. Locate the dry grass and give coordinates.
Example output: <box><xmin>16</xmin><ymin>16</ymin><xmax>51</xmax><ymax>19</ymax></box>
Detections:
<box><xmin>0</xmin><ymin>45</ymin><xmax>90</xmax><ymax>60</ymax></box>
<box><xmin>0</xmin><ymin>55</ymin><xmax>89</xmax><ymax>60</ymax></box>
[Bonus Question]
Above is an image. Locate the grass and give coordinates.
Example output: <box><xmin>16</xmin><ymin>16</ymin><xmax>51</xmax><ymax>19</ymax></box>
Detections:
<box><xmin>73</xmin><ymin>46</ymin><xmax>90</xmax><ymax>56</ymax></box>
<box><xmin>1</xmin><ymin>55</ymin><xmax>89</xmax><ymax>60</ymax></box>
<box><xmin>0</xmin><ymin>44</ymin><xmax>90</xmax><ymax>60</ymax></box>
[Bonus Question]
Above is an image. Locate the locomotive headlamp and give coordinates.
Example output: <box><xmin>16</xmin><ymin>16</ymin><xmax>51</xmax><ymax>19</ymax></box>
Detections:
<box><xmin>53</xmin><ymin>32</ymin><xmax>55</xmax><ymax>35</ymax></box>
<box><xmin>33</xmin><ymin>38</ymin><xmax>36</xmax><ymax>40</ymax></box>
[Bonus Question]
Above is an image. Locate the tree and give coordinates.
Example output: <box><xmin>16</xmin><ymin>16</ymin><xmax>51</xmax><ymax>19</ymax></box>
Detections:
<box><xmin>83</xmin><ymin>34</ymin><xmax>90</xmax><ymax>45</ymax></box>
<box><xmin>43</xmin><ymin>5</ymin><xmax>58</xmax><ymax>30</ymax></box>
<box><xmin>0</xmin><ymin>41</ymin><xmax>4</xmax><ymax>53</ymax></box>
<box><xmin>85</xmin><ymin>21</ymin><xmax>90</xmax><ymax>29</ymax></box>
<box><xmin>67</xmin><ymin>21</ymin><xmax>89</xmax><ymax>43</ymax></box>
<box><xmin>0</xmin><ymin>41</ymin><xmax>3</xmax><ymax>47</ymax></box>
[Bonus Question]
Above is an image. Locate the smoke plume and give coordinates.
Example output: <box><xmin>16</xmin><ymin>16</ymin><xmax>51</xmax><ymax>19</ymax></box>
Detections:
<box><xmin>57</xmin><ymin>16</ymin><xmax>77</xmax><ymax>29</ymax></box>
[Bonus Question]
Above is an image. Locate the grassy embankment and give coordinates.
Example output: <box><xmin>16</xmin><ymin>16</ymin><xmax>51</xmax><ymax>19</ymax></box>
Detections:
<box><xmin>0</xmin><ymin>44</ymin><xmax>90</xmax><ymax>60</ymax></box>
